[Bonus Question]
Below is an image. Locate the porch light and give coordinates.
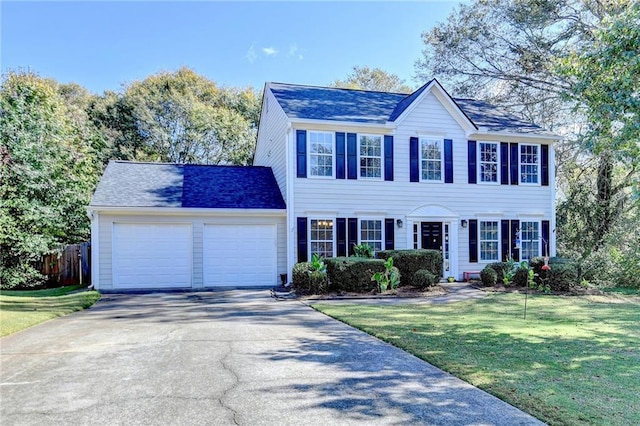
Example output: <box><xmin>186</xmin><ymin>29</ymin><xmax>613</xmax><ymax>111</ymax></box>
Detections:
<box><xmin>461</xmin><ymin>220</ymin><xmax>468</xmax><ymax>228</ymax></box>
<box><xmin>396</xmin><ymin>219</ymin><xmax>403</xmax><ymax>228</ymax></box>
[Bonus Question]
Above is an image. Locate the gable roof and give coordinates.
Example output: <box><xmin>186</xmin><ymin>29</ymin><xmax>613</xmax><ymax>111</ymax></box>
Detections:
<box><xmin>90</xmin><ymin>161</ymin><xmax>286</xmax><ymax>209</ymax></box>
<box><xmin>268</xmin><ymin>81</ymin><xmax>551</xmax><ymax>135</ymax></box>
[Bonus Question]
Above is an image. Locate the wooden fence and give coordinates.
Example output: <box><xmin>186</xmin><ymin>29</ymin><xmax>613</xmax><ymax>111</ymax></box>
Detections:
<box><xmin>40</xmin><ymin>243</ymin><xmax>91</xmax><ymax>285</ymax></box>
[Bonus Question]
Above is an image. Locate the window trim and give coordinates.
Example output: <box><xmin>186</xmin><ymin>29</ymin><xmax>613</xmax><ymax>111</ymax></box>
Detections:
<box><xmin>520</xmin><ymin>220</ymin><xmax>541</xmax><ymax>260</ymax></box>
<box><xmin>479</xmin><ymin>220</ymin><xmax>500</xmax><ymax>262</ymax></box>
<box><xmin>308</xmin><ymin>217</ymin><xmax>336</xmax><ymax>258</ymax></box>
<box><xmin>358</xmin><ymin>217</ymin><xmax>384</xmax><ymax>253</ymax></box>
<box><xmin>357</xmin><ymin>134</ymin><xmax>384</xmax><ymax>180</ymax></box>
<box><xmin>519</xmin><ymin>143</ymin><xmax>540</xmax><ymax>185</ymax></box>
<box><xmin>419</xmin><ymin>136</ymin><xmax>444</xmax><ymax>183</ymax></box>
<box><xmin>478</xmin><ymin>141</ymin><xmax>499</xmax><ymax>185</ymax></box>
<box><xmin>307</xmin><ymin>131</ymin><xmax>335</xmax><ymax>179</ymax></box>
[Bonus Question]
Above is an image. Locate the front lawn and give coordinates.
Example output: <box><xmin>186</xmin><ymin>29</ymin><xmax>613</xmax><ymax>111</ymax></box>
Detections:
<box><xmin>0</xmin><ymin>285</ymin><xmax>101</xmax><ymax>337</ymax></box>
<box><xmin>314</xmin><ymin>293</ymin><xmax>640</xmax><ymax>426</ymax></box>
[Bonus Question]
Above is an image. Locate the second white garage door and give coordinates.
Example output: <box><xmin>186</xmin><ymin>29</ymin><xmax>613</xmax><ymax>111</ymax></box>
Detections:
<box><xmin>203</xmin><ymin>224</ymin><xmax>276</xmax><ymax>287</ymax></box>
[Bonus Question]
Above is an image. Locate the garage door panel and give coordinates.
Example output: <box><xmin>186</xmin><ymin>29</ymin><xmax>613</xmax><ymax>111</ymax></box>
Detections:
<box><xmin>113</xmin><ymin>223</ymin><xmax>192</xmax><ymax>289</ymax></box>
<box><xmin>204</xmin><ymin>224</ymin><xmax>276</xmax><ymax>287</ymax></box>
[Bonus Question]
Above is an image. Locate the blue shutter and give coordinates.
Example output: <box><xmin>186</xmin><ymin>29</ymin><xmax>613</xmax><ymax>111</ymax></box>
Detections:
<box><xmin>469</xmin><ymin>219</ymin><xmax>478</xmax><ymax>263</ymax></box>
<box><xmin>510</xmin><ymin>219</ymin><xmax>520</xmax><ymax>261</ymax></box>
<box><xmin>510</xmin><ymin>143</ymin><xmax>519</xmax><ymax>185</ymax></box>
<box><xmin>542</xmin><ymin>220</ymin><xmax>550</xmax><ymax>257</ymax></box>
<box><xmin>296</xmin><ymin>130</ymin><xmax>307</xmax><ymax>178</ymax></box>
<box><xmin>335</xmin><ymin>132</ymin><xmax>345</xmax><ymax>179</ymax></box>
<box><xmin>347</xmin><ymin>133</ymin><xmax>357</xmax><ymax>180</ymax></box>
<box><xmin>500</xmin><ymin>142</ymin><xmax>509</xmax><ymax>185</ymax></box>
<box><xmin>336</xmin><ymin>218</ymin><xmax>347</xmax><ymax>257</ymax></box>
<box><xmin>467</xmin><ymin>140</ymin><xmax>477</xmax><ymax>184</ymax></box>
<box><xmin>385</xmin><ymin>218</ymin><xmax>395</xmax><ymax>250</ymax></box>
<box><xmin>501</xmin><ymin>220</ymin><xmax>510</xmax><ymax>261</ymax></box>
<box><xmin>347</xmin><ymin>218</ymin><xmax>358</xmax><ymax>256</ymax></box>
<box><xmin>410</xmin><ymin>137</ymin><xmax>419</xmax><ymax>182</ymax></box>
<box><xmin>384</xmin><ymin>135</ymin><xmax>394</xmax><ymax>181</ymax></box>
<box><xmin>297</xmin><ymin>217</ymin><xmax>308</xmax><ymax>262</ymax></box>
<box><xmin>444</xmin><ymin>139</ymin><xmax>453</xmax><ymax>183</ymax></box>
<box><xmin>541</xmin><ymin>145</ymin><xmax>549</xmax><ymax>186</ymax></box>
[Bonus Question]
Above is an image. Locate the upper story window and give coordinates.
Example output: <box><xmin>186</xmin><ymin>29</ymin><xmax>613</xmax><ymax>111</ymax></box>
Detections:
<box><xmin>479</xmin><ymin>220</ymin><xmax>499</xmax><ymax>261</ymax></box>
<box><xmin>310</xmin><ymin>219</ymin><xmax>334</xmax><ymax>258</ymax></box>
<box><xmin>359</xmin><ymin>135</ymin><xmax>382</xmax><ymax>179</ymax></box>
<box><xmin>520</xmin><ymin>221</ymin><xmax>540</xmax><ymax>260</ymax></box>
<box><xmin>309</xmin><ymin>132</ymin><xmax>333</xmax><ymax>177</ymax></box>
<box><xmin>420</xmin><ymin>137</ymin><xmax>443</xmax><ymax>182</ymax></box>
<box><xmin>479</xmin><ymin>142</ymin><xmax>498</xmax><ymax>183</ymax></box>
<box><xmin>520</xmin><ymin>144</ymin><xmax>539</xmax><ymax>184</ymax></box>
<box><xmin>360</xmin><ymin>219</ymin><xmax>383</xmax><ymax>252</ymax></box>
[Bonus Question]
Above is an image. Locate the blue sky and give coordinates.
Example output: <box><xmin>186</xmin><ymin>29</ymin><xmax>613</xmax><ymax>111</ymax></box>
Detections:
<box><xmin>2</xmin><ymin>1</ymin><xmax>465</xmax><ymax>94</ymax></box>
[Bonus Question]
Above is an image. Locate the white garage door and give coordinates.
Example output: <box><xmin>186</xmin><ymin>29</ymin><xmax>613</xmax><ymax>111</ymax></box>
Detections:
<box><xmin>204</xmin><ymin>224</ymin><xmax>276</xmax><ymax>287</ymax></box>
<box><xmin>113</xmin><ymin>223</ymin><xmax>192</xmax><ymax>289</ymax></box>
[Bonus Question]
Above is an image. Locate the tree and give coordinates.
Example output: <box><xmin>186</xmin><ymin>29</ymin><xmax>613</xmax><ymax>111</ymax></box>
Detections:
<box><xmin>0</xmin><ymin>71</ymin><xmax>100</xmax><ymax>288</ymax></box>
<box><xmin>332</xmin><ymin>66</ymin><xmax>413</xmax><ymax>93</ymax></box>
<box><xmin>119</xmin><ymin>68</ymin><xmax>260</xmax><ymax>165</ymax></box>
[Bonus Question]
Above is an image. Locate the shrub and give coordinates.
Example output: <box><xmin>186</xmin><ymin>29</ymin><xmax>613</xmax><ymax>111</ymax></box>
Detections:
<box><xmin>377</xmin><ymin>249</ymin><xmax>442</xmax><ymax>286</ymax></box>
<box><xmin>325</xmin><ymin>257</ymin><xmax>386</xmax><ymax>292</ymax></box>
<box><xmin>548</xmin><ymin>263</ymin><xmax>579</xmax><ymax>291</ymax></box>
<box><xmin>487</xmin><ymin>262</ymin><xmax>508</xmax><ymax>283</ymax></box>
<box><xmin>292</xmin><ymin>262</ymin><xmax>327</xmax><ymax>294</ymax></box>
<box><xmin>512</xmin><ymin>267</ymin><xmax>530</xmax><ymax>287</ymax></box>
<box><xmin>413</xmin><ymin>269</ymin><xmax>439</xmax><ymax>288</ymax></box>
<box><xmin>352</xmin><ymin>243</ymin><xmax>374</xmax><ymax>259</ymax></box>
<box><xmin>372</xmin><ymin>257</ymin><xmax>401</xmax><ymax>292</ymax></box>
<box><xmin>480</xmin><ymin>266</ymin><xmax>498</xmax><ymax>286</ymax></box>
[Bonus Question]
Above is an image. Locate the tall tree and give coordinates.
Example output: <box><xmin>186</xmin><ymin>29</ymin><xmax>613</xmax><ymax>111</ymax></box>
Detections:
<box><xmin>120</xmin><ymin>68</ymin><xmax>260</xmax><ymax>165</ymax></box>
<box><xmin>0</xmin><ymin>71</ymin><xmax>100</xmax><ymax>288</ymax></box>
<box><xmin>332</xmin><ymin>66</ymin><xmax>413</xmax><ymax>93</ymax></box>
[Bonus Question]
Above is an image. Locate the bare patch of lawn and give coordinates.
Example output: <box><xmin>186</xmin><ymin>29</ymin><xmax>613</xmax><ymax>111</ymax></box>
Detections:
<box><xmin>0</xmin><ymin>285</ymin><xmax>100</xmax><ymax>337</ymax></box>
<box><xmin>314</xmin><ymin>293</ymin><xmax>640</xmax><ymax>426</ymax></box>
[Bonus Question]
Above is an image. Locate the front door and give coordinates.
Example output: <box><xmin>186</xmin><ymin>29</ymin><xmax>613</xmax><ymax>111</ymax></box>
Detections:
<box><xmin>421</xmin><ymin>222</ymin><xmax>443</xmax><ymax>251</ymax></box>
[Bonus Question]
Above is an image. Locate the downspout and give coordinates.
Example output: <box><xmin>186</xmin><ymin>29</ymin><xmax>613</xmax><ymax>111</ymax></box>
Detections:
<box><xmin>285</xmin><ymin>123</ymin><xmax>295</xmax><ymax>283</ymax></box>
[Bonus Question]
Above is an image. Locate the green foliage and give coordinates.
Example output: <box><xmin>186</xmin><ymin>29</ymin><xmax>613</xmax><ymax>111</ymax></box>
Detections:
<box><xmin>331</xmin><ymin>66</ymin><xmax>413</xmax><ymax>93</ymax></box>
<box><xmin>501</xmin><ymin>257</ymin><xmax>520</xmax><ymax>286</ymax></box>
<box><xmin>512</xmin><ymin>267</ymin><xmax>530</xmax><ymax>287</ymax></box>
<box><xmin>547</xmin><ymin>263</ymin><xmax>580</xmax><ymax>292</ymax></box>
<box><xmin>371</xmin><ymin>257</ymin><xmax>401</xmax><ymax>292</ymax></box>
<box><xmin>413</xmin><ymin>269</ymin><xmax>439</xmax><ymax>288</ymax></box>
<box><xmin>325</xmin><ymin>257</ymin><xmax>386</xmax><ymax>293</ymax></box>
<box><xmin>480</xmin><ymin>266</ymin><xmax>498</xmax><ymax>286</ymax></box>
<box><xmin>291</xmin><ymin>262</ymin><xmax>327</xmax><ymax>294</ymax></box>
<box><xmin>352</xmin><ymin>243</ymin><xmax>374</xmax><ymax>259</ymax></box>
<box><xmin>310</xmin><ymin>253</ymin><xmax>327</xmax><ymax>273</ymax></box>
<box><xmin>487</xmin><ymin>262</ymin><xmax>508</xmax><ymax>283</ymax></box>
<box><xmin>377</xmin><ymin>249</ymin><xmax>442</xmax><ymax>286</ymax></box>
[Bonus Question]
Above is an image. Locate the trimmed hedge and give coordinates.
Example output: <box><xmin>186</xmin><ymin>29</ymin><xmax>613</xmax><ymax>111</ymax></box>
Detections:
<box><xmin>547</xmin><ymin>263</ymin><xmax>579</xmax><ymax>291</ymax></box>
<box><xmin>413</xmin><ymin>269</ymin><xmax>438</xmax><ymax>288</ymax></box>
<box><xmin>292</xmin><ymin>262</ymin><xmax>328</xmax><ymax>294</ymax></box>
<box><xmin>377</xmin><ymin>250</ymin><xmax>442</xmax><ymax>286</ymax></box>
<box><xmin>487</xmin><ymin>262</ymin><xmax>509</xmax><ymax>283</ymax></box>
<box><xmin>480</xmin><ymin>266</ymin><xmax>498</xmax><ymax>286</ymax></box>
<box><xmin>325</xmin><ymin>257</ymin><xmax>386</xmax><ymax>292</ymax></box>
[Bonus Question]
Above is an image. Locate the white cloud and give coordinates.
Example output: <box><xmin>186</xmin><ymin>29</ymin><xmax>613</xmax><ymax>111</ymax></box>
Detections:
<box><xmin>245</xmin><ymin>44</ymin><xmax>257</xmax><ymax>63</ymax></box>
<box><xmin>288</xmin><ymin>44</ymin><xmax>304</xmax><ymax>60</ymax></box>
<box><xmin>262</xmin><ymin>47</ymin><xmax>278</xmax><ymax>56</ymax></box>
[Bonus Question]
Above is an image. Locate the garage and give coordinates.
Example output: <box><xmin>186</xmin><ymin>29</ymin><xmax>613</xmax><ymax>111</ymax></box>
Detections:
<box><xmin>112</xmin><ymin>223</ymin><xmax>192</xmax><ymax>289</ymax></box>
<box><xmin>203</xmin><ymin>224</ymin><xmax>276</xmax><ymax>287</ymax></box>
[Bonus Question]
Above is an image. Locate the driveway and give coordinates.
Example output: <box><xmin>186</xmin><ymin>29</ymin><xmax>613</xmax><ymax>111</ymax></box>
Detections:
<box><xmin>1</xmin><ymin>290</ymin><xmax>543</xmax><ymax>425</ymax></box>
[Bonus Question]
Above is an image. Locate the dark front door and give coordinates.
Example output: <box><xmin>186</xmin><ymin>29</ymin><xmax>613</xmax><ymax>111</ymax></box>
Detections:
<box><xmin>421</xmin><ymin>222</ymin><xmax>443</xmax><ymax>251</ymax></box>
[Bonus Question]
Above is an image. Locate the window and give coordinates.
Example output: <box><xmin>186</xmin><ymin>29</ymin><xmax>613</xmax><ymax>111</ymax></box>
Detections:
<box><xmin>360</xmin><ymin>220</ymin><xmax>382</xmax><ymax>252</ymax></box>
<box><xmin>309</xmin><ymin>132</ymin><xmax>333</xmax><ymax>177</ymax></box>
<box><xmin>359</xmin><ymin>135</ymin><xmax>382</xmax><ymax>179</ymax></box>
<box><xmin>479</xmin><ymin>221</ymin><xmax>499</xmax><ymax>261</ymax></box>
<box><xmin>520</xmin><ymin>221</ymin><xmax>540</xmax><ymax>260</ymax></box>
<box><xmin>310</xmin><ymin>219</ymin><xmax>334</xmax><ymax>258</ymax></box>
<box><xmin>520</xmin><ymin>144</ymin><xmax>539</xmax><ymax>184</ymax></box>
<box><xmin>420</xmin><ymin>138</ymin><xmax>443</xmax><ymax>181</ymax></box>
<box><xmin>479</xmin><ymin>142</ymin><xmax>498</xmax><ymax>183</ymax></box>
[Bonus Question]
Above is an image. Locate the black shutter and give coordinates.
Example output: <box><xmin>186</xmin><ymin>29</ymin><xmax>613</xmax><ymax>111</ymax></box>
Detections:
<box><xmin>296</xmin><ymin>130</ymin><xmax>307</xmax><ymax>178</ymax></box>
<box><xmin>297</xmin><ymin>217</ymin><xmax>308</xmax><ymax>262</ymax></box>
<box><xmin>541</xmin><ymin>144</ymin><xmax>549</xmax><ymax>186</ymax></box>
<box><xmin>336</xmin><ymin>218</ymin><xmax>347</xmax><ymax>257</ymax></box>
<box><xmin>510</xmin><ymin>219</ymin><xmax>520</xmax><ymax>261</ymax></box>
<box><xmin>335</xmin><ymin>132</ymin><xmax>346</xmax><ymax>179</ymax></box>
<box><xmin>510</xmin><ymin>143</ymin><xmax>519</xmax><ymax>185</ymax></box>
<box><xmin>410</xmin><ymin>137</ymin><xmax>419</xmax><ymax>182</ymax></box>
<box><xmin>347</xmin><ymin>218</ymin><xmax>358</xmax><ymax>256</ymax></box>
<box><xmin>347</xmin><ymin>133</ymin><xmax>357</xmax><ymax>180</ymax></box>
<box><xmin>500</xmin><ymin>142</ymin><xmax>509</xmax><ymax>185</ymax></box>
<box><xmin>444</xmin><ymin>138</ymin><xmax>453</xmax><ymax>183</ymax></box>
<box><xmin>501</xmin><ymin>220</ymin><xmax>510</xmax><ymax>261</ymax></box>
<box><xmin>469</xmin><ymin>219</ymin><xmax>478</xmax><ymax>263</ymax></box>
<box><xmin>385</xmin><ymin>218</ymin><xmax>395</xmax><ymax>250</ymax></box>
<box><xmin>384</xmin><ymin>135</ymin><xmax>394</xmax><ymax>181</ymax></box>
<box><xmin>468</xmin><ymin>140</ymin><xmax>477</xmax><ymax>184</ymax></box>
<box><xmin>542</xmin><ymin>220</ymin><xmax>550</xmax><ymax>257</ymax></box>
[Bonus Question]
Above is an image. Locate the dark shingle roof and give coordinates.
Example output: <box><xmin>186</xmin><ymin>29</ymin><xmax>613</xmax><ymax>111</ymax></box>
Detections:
<box><xmin>90</xmin><ymin>161</ymin><xmax>286</xmax><ymax>209</ymax></box>
<box><xmin>269</xmin><ymin>82</ymin><xmax>551</xmax><ymax>135</ymax></box>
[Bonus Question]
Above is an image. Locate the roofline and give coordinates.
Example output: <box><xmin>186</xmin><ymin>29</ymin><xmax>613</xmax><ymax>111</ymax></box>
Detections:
<box><xmin>265</xmin><ymin>81</ymin><xmax>410</xmax><ymax>96</ymax></box>
<box><xmin>87</xmin><ymin>206</ymin><xmax>286</xmax><ymax>216</ymax></box>
<box><xmin>469</xmin><ymin>130</ymin><xmax>561</xmax><ymax>142</ymax></box>
<box><xmin>289</xmin><ymin>117</ymin><xmax>396</xmax><ymax>129</ymax></box>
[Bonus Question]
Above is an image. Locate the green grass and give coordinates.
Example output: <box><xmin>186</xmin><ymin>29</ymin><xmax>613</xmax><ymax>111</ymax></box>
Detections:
<box><xmin>0</xmin><ymin>285</ymin><xmax>101</xmax><ymax>337</ymax></box>
<box><xmin>314</xmin><ymin>293</ymin><xmax>640</xmax><ymax>426</ymax></box>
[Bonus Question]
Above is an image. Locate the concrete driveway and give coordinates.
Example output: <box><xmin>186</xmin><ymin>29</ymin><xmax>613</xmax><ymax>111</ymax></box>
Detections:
<box><xmin>1</xmin><ymin>290</ymin><xmax>543</xmax><ymax>425</ymax></box>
